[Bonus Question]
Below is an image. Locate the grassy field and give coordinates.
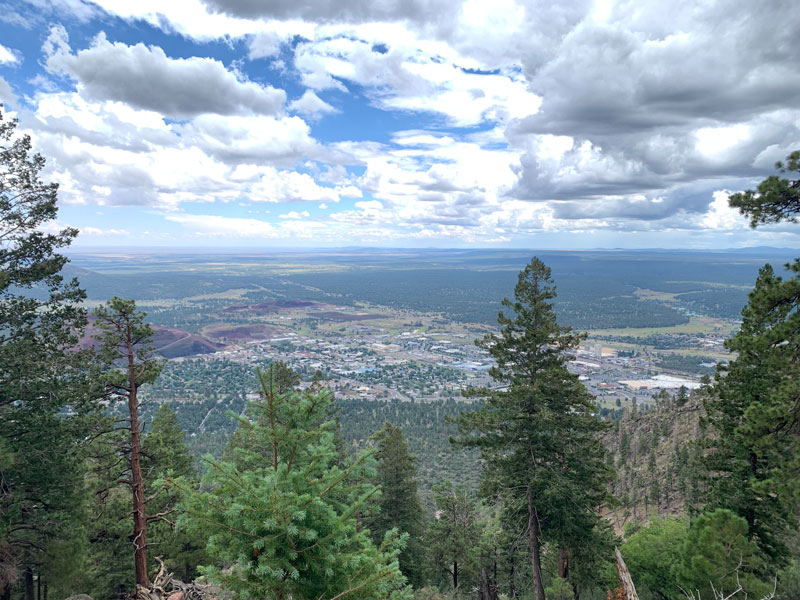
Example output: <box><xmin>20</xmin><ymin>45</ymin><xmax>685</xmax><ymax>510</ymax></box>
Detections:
<box><xmin>633</xmin><ymin>288</ymin><xmax>681</xmax><ymax>301</ymax></box>
<box><xmin>587</xmin><ymin>315</ymin><xmax>736</xmax><ymax>337</ymax></box>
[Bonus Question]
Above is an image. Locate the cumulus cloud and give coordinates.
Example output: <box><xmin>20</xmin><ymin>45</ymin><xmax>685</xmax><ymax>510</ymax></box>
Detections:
<box><xmin>176</xmin><ymin>114</ymin><xmax>317</xmax><ymax>165</ymax></box>
<box><xmin>6</xmin><ymin>0</ymin><xmax>799</xmax><ymax>245</ymax></box>
<box><xmin>279</xmin><ymin>210</ymin><xmax>310</xmax><ymax>219</ymax></box>
<box><xmin>201</xmin><ymin>0</ymin><xmax>451</xmax><ymax>23</ymax></box>
<box><xmin>20</xmin><ymin>92</ymin><xmax>341</xmax><ymax>209</ymax></box>
<box><xmin>508</xmin><ymin>0</ymin><xmax>800</xmax><ymax>224</ymax></box>
<box><xmin>288</xmin><ymin>90</ymin><xmax>338</xmax><ymax>120</ymax></box>
<box><xmin>81</xmin><ymin>226</ymin><xmax>130</xmax><ymax>235</ymax></box>
<box><xmin>294</xmin><ymin>33</ymin><xmax>540</xmax><ymax>126</ymax></box>
<box><xmin>44</xmin><ymin>27</ymin><xmax>285</xmax><ymax>118</ymax></box>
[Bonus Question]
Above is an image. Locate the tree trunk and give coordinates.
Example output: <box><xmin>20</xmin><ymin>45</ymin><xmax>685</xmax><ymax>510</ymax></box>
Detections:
<box><xmin>558</xmin><ymin>546</ymin><xmax>569</xmax><ymax>579</ymax></box>
<box><xmin>509</xmin><ymin>544</ymin><xmax>516</xmax><ymax>598</ymax></box>
<box><xmin>527</xmin><ymin>485</ymin><xmax>546</xmax><ymax>600</ymax></box>
<box><xmin>480</xmin><ymin>568</ymin><xmax>498</xmax><ymax>600</ymax></box>
<box><xmin>452</xmin><ymin>560</ymin><xmax>458</xmax><ymax>590</ymax></box>
<box><xmin>24</xmin><ymin>568</ymin><xmax>34</xmax><ymax>600</ymax></box>
<box><xmin>36</xmin><ymin>572</ymin><xmax>40</xmax><ymax>600</ymax></box>
<box><xmin>128</xmin><ymin>337</ymin><xmax>149</xmax><ymax>590</ymax></box>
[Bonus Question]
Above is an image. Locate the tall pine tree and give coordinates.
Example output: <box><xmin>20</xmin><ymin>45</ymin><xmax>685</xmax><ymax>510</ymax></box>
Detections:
<box><xmin>0</xmin><ymin>105</ymin><xmax>98</xmax><ymax>597</ymax></box>
<box><xmin>369</xmin><ymin>422</ymin><xmax>426</xmax><ymax>588</ymax></box>
<box><xmin>703</xmin><ymin>262</ymin><xmax>800</xmax><ymax>567</ymax></box>
<box><xmin>455</xmin><ymin>257</ymin><xmax>613</xmax><ymax>600</ymax></box>
<box><xmin>94</xmin><ymin>298</ymin><xmax>164</xmax><ymax>591</ymax></box>
<box><xmin>701</xmin><ymin>150</ymin><xmax>800</xmax><ymax>569</ymax></box>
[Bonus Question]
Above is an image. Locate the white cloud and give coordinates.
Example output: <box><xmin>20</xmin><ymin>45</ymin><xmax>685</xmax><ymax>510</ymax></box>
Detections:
<box><xmin>0</xmin><ymin>76</ymin><xmax>16</xmax><ymax>104</ymax></box>
<box><xmin>165</xmin><ymin>213</ymin><xmax>279</xmax><ymax>237</ymax></box>
<box><xmin>294</xmin><ymin>33</ymin><xmax>540</xmax><ymax>126</ymax></box>
<box><xmin>0</xmin><ymin>44</ymin><xmax>19</xmax><ymax>65</ymax></box>
<box><xmin>80</xmin><ymin>226</ymin><xmax>130</xmax><ymax>235</ymax></box>
<box><xmin>279</xmin><ymin>210</ymin><xmax>310</xmax><ymax>219</ymax></box>
<box><xmin>90</xmin><ymin>0</ymin><xmax>312</xmax><ymax>41</ymax></box>
<box><xmin>5</xmin><ymin>0</ymin><xmax>799</xmax><ymax>246</ymax></box>
<box><xmin>21</xmin><ymin>92</ymin><xmax>337</xmax><ymax>209</ymax></box>
<box><xmin>702</xmin><ymin>190</ymin><xmax>750</xmax><ymax>230</ymax></box>
<box><xmin>176</xmin><ymin>114</ymin><xmax>317</xmax><ymax>165</ymax></box>
<box><xmin>44</xmin><ymin>27</ymin><xmax>285</xmax><ymax>118</ymax></box>
<box><xmin>288</xmin><ymin>90</ymin><xmax>338</xmax><ymax>120</ymax></box>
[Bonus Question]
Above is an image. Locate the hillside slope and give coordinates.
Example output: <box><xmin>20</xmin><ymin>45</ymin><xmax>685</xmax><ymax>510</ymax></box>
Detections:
<box><xmin>602</xmin><ymin>391</ymin><xmax>706</xmax><ymax>533</ymax></box>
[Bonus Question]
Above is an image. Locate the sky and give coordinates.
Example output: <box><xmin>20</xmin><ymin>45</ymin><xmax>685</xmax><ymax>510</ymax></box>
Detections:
<box><xmin>0</xmin><ymin>0</ymin><xmax>799</xmax><ymax>249</ymax></box>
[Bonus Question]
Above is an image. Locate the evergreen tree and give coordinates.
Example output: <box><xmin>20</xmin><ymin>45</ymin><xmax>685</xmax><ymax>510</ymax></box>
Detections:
<box><xmin>182</xmin><ymin>367</ymin><xmax>410</xmax><ymax>600</ymax></box>
<box><xmin>142</xmin><ymin>404</ymin><xmax>195</xmax><ymax>482</ymax></box>
<box><xmin>0</xmin><ymin>105</ymin><xmax>97</xmax><ymax>596</ymax></box>
<box><xmin>142</xmin><ymin>405</ymin><xmax>207</xmax><ymax>582</ymax></box>
<box><xmin>426</xmin><ymin>482</ymin><xmax>478</xmax><ymax>593</ymax></box>
<box><xmin>455</xmin><ymin>258</ymin><xmax>614</xmax><ymax>600</ymax></box>
<box><xmin>94</xmin><ymin>298</ymin><xmax>164</xmax><ymax>590</ymax></box>
<box><xmin>703</xmin><ymin>263</ymin><xmax>800</xmax><ymax>567</ymax></box>
<box><xmin>369</xmin><ymin>422</ymin><xmax>426</xmax><ymax>588</ymax></box>
<box><xmin>677</xmin><ymin>509</ymin><xmax>769</xmax><ymax>599</ymax></box>
<box><xmin>223</xmin><ymin>361</ymin><xmax>300</xmax><ymax>471</ymax></box>
<box><xmin>728</xmin><ymin>150</ymin><xmax>800</xmax><ymax>226</ymax></box>
<box><xmin>84</xmin><ymin>430</ymin><xmax>137</xmax><ymax>598</ymax></box>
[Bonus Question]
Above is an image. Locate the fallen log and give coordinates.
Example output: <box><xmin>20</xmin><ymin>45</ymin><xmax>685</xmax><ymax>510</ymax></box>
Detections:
<box><xmin>607</xmin><ymin>548</ymin><xmax>639</xmax><ymax>600</ymax></box>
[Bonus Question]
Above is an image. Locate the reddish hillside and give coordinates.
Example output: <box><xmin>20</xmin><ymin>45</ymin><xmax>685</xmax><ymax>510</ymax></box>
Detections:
<box><xmin>202</xmin><ymin>323</ymin><xmax>283</xmax><ymax>341</ymax></box>
<box><xmin>79</xmin><ymin>319</ymin><xmax>225</xmax><ymax>359</ymax></box>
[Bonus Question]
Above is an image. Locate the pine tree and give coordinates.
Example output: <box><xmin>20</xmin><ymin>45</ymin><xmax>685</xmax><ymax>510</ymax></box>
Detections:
<box><xmin>426</xmin><ymin>482</ymin><xmax>478</xmax><ymax>592</ymax></box>
<box><xmin>181</xmin><ymin>367</ymin><xmax>410</xmax><ymax>600</ymax></box>
<box><xmin>728</xmin><ymin>150</ymin><xmax>800</xmax><ymax>226</ymax></box>
<box><xmin>369</xmin><ymin>422</ymin><xmax>426</xmax><ymax>588</ymax></box>
<box><xmin>94</xmin><ymin>298</ymin><xmax>164</xmax><ymax>590</ymax></box>
<box><xmin>0</xmin><ymin>105</ymin><xmax>97</xmax><ymax>596</ymax></box>
<box><xmin>455</xmin><ymin>258</ymin><xmax>614</xmax><ymax>600</ymax></box>
<box><xmin>703</xmin><ymin>263</ymin><xmax>800</xmax><ymax>567</ymax></box>
<box><xmin>142</xmin><ymin>404</ymin><xmax>207</xmax><ymax>582</ymax></box>
<box><xmin>677</xmin><ymin>509</ymin><xmax>769</xmax><ymax>598</ymax></box>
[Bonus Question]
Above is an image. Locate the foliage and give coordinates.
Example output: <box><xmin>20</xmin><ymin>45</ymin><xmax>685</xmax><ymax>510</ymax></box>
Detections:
<box><xmin>777</xmin><ymin>559</ymin><xmax>800</xmax><ymax>600</ymax></box>
<box><xmin>83</xmin><ymin>431</ymin><xmax>137</xmax><ymax>598</ymax></box>
<box><xmin>677</xmin><ymin>509</ymin><xmax>770</xmax><ymax>599</ymax></box>
<box><xmin>703</xmin><ymin>262</ymin><xmax>800</xmax><ymax>567</ymax></box>
<box><xmin>0</xmin><ymin>104</ymin><xmax>97</xmax><ymax>594</ymax></box>
<box><xmin>545</xmin><ymin>577</ymin><xmax>574</xmax><ymax>600</ymax></box>
<box><xmin>369</xmin><ymin>422</ymin><xmax>427</xmax><ymax>588</ymax></box>
<box><xmin>621</xmin><ymin>517</ymin><xmax>688</xmax><ymax>600</ymax></box>
<box><xmin>426</xmin><ymin>482</ymin><xmax>478</xmax><ymax>593</ymax></box>
<box><xmin>181</xmin><ymin>367</ymin><xmax>410</xmax><ymax>600</ymax></box>
<box><xmin>143</xmin><ymin>405</ymin><xmax>208</xmax><ymax>582</ymax></box>
<box><xmin>729</xmin><ymin>150</ymin><xmax>800</xmax><ymax>226</ymax></box>
<box><xmin>455</xmin><ymin>257</ymin><xmax>615</xmax><ymax>600</ymax></box>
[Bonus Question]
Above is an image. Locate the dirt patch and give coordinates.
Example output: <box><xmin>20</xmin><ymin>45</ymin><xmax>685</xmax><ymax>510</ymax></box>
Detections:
<box><xmin>203</xmin><ymin>323</ymin><xmax>283</xmax><ymax>341</ymax></box>
<box><xmin>79</xmin><ymin>319</ymin><xmax>224</xmax><ymax>359</ymax></box>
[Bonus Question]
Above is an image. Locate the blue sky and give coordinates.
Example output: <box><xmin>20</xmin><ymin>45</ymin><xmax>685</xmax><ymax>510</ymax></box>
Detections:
<box><xmin>1</xmin><ymin>0</ymin><xmax>799</xmax><ymax>249</ymax></box>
